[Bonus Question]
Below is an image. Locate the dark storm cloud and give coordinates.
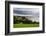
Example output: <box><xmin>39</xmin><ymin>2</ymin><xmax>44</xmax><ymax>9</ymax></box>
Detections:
<box><xmin>13</xmin><ymin>8</ymin><xmax>39</xmax><ymax>16</ymax></box>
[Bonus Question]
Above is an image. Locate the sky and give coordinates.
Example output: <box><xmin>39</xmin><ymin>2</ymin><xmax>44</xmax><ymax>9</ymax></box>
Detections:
<box><xmin>13</xmin><ymin>8</ymin><xmax>39</xmax><ymax>16</ymax></box>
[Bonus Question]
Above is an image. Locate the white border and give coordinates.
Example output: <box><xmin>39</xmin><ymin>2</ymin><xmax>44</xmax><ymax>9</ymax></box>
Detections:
<box><xmin>10</xmin><ymin>4</ymin><xmax>43</xmax><ymax>32</ymax></box>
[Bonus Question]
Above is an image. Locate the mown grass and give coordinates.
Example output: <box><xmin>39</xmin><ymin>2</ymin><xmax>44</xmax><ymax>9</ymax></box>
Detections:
<box><xmin>13</xmin><ymin>24</ymin><xmax>39</xmax><ymax>28</ymax></box>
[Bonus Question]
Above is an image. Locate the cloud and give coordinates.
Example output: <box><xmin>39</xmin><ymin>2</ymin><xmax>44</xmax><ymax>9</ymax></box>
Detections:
<box><xmin>13</xmin><ymin>8</ymin><xmax>39</xmax><ymax>16</ymax></box>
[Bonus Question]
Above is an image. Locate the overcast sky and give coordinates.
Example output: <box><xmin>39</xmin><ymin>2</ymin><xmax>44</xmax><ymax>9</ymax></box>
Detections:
<box><xmin>13</xmin><ymin>8</ymin><xmax>39</xmax><ymax>16</ymax></box>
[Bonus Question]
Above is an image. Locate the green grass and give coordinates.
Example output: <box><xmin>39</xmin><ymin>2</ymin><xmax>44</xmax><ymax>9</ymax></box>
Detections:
<box><xmin>13</xmin><ymin>24</ymin><xmax>39</xmax><ymax>28</ymax></box>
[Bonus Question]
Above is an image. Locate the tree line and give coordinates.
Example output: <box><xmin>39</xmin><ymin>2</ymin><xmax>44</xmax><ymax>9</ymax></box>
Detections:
<box><xmin>13</xmin><ymin>16</ymin><xmax>39</xmax><ymax>24</ymax></box>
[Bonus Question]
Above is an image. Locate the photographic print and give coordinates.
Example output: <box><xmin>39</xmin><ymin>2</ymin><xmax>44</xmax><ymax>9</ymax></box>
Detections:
<box><xmin>5</xmin><ymin>1</ymin><xmax>45</xmax><ymax>35</ymax></box>
<box><xmin>13</xmin><ymin>8</ymin><xmax>39</xmax><ymax>28</ymax></box>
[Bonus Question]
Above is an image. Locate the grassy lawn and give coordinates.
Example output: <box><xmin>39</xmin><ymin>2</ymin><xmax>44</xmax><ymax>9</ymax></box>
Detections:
<box><xmin>13</xmin><ymin>24</ymin><xmax>39</xmax><ymax>28</ymax></box>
